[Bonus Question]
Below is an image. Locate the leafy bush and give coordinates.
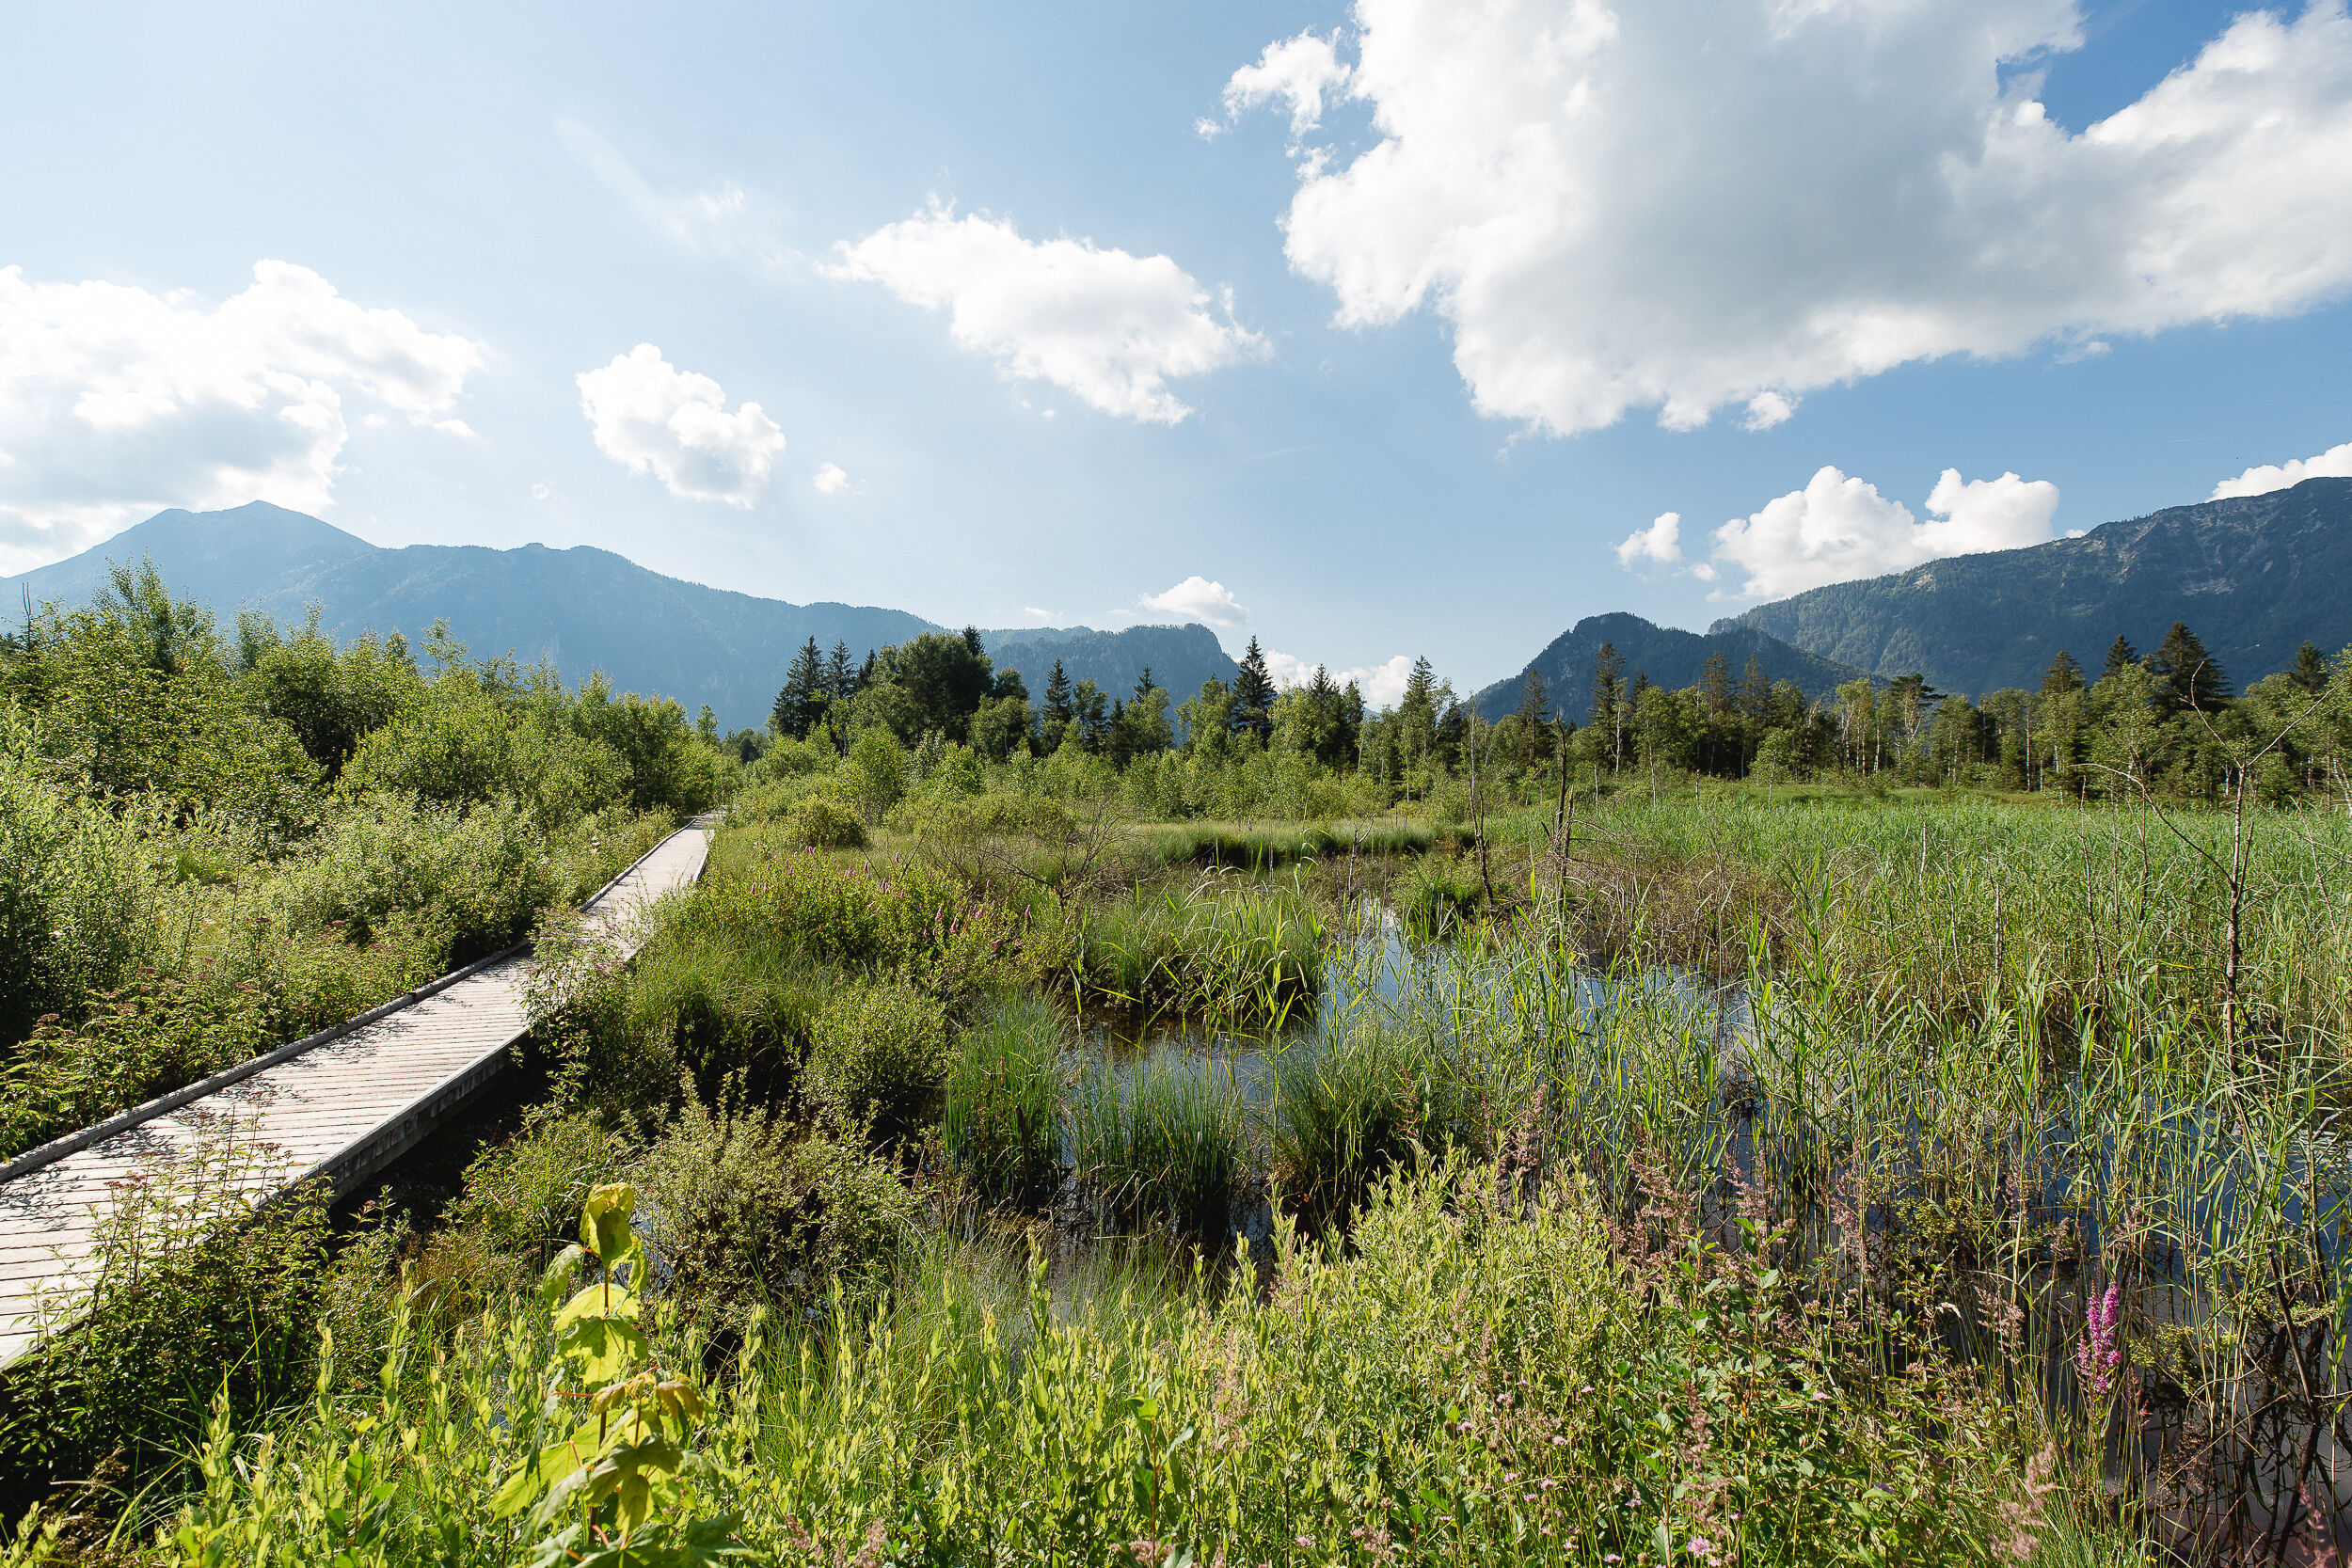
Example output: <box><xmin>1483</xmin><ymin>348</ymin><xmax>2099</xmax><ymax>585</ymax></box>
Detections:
<box><xmin>942</xmin><ymin>994</ymin><xmax>1068</xmax><ymax>1205</ymax></box>
<box><xmin>442</xmin><ymin>1108</ymin><xmax>640</xmax><ymax>1262</ymax></box>
<box><xmin>265</xmin><ymin>793</ymin><xmax>557</xmax><ymax>967</ymax></box>
<box><xmin>636</xmin><ymin>1076</ymin><xmax>915</xmax><ymax>1321</ymax></box>
<box><xmin>789</xmin><ymin>794</ymin><xmax>867</xmax><ymax>849</ymax></box>
<box><xmin>0</xmin><ymin>721</ymin><xmax>156</xmax><ymax>1045</ymax></box>
<box><xmin>804</xmin><ymin>980</ymin><xmax>951</xmax><ymax>1138</ymax></box>
<box><xmin>0</xmin><ymin>969</ymin><xmax>277</xmax><ymax>1161</ymax></box>
<box><xmin>0</xmin><ymin>1139</ymin><xmax>329</xmax><ymax>1516</ymax></box>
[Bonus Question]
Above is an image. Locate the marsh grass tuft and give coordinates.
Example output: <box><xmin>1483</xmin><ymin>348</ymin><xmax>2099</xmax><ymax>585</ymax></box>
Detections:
<box><xmin>941</xmin><ymin>993</ymin><xmax>1068</xmax><ymax>1206</ymax></box>
<box><xmin>1072</xmin><ymin>1053</ymin><xmax>1251</xmax><ymax>1241</ymax></box>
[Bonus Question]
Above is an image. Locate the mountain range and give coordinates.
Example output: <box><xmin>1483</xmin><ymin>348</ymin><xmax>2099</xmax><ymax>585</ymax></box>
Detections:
<box><xmin>10</xmin><ymin>475</ymin><xmax>2347</xmax><ymax>735</ymax></box>
<box><xmin>1723</xmin><ymin>476</ymin><xmax>2352</xmax><ymax>697</ymax></box>
<box><xmin>1470</xmin><ymin>614</ymin><xmax>1868</xmax><ymax>723</ymax></box>
<box><xmin>2</xmin><ymin>503</ymin><xmax>1237</xmax><ymax>732</ymax></box>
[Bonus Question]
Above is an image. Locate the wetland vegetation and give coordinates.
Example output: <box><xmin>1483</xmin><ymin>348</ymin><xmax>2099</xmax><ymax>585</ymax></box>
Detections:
<box><xmin>5</xmin><ymin>571</ymin><xmax>2352</xmax><ymax>1564</ymax></box>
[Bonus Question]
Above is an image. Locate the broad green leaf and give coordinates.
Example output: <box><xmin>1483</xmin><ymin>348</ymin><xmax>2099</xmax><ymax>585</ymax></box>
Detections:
<box><xmin>555</xmin><ymin>1282</ymin><xmax>643</xmax><ymax>1328</ymax></box>
<box><xmin>559</xmin><ymin>1317</ymin><xmax>652</xmax><ymax>1384</ymax></box>
<box><xmin>580</xmin><ymin>1183</ymin><xmax>636</xmax><ymax>1267</ymax></box>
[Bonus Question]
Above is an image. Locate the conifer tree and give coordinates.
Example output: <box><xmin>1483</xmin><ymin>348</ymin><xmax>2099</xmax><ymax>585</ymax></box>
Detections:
<box><xmin>2102</xmin><ymin>634</ymin><xmax>2139</xmax><ymax>682</ymax></box>
<box><xmin>1739</xmin><ymin>655</ymin><xmax>1772</xmax><ymax>725</ymax></box>
<box><xmin>2148</xmin><ymin>620</ymin><xmax>2231</xmax><ymax>715</ymax></box>
<box><xmin>961</xmin><ymin>625</ymin><xmax>985</xmax><ymax>658</ymax></box>
<box><xmin>1516</xmin><ymin>667</ymin><xmax>1550</xmax><ymax>732</ymax></box>
<box><xmin>1232</xmin><ymin>637</ymin><xmax>1276</xmax><ymax>744</ymax></box>
<box><xmin>1590</xmin><ymin>641</ymin><xmax>1625</xmax><ymax>771</ymax></box>
<box><xmin>2289</xmin><ymin>640</ymin><xmax>2329</xmax><ymax>694</ymax></box>
<box><xmin>823</xmin><ymin>641</ymin><xmax>855</xmax><ymax>701</ymax></box>
<box><xmin>1700</xmin><ymin>651</ymin><xmax>1732</xmax><ymax>716</ymax></box>
<box><xmin>1040</xmin><ymin>658</ymin><xmax>1074</xmax><ymax>752</ymax></box>
<box><xmin>2041</xmin><ymin>649</ymin><xmax>2083</xmax><ymax>697</ymax></box>
<box><xmin>772</xmin><ymin>637</ymin><xmax>825</xmax><ymax>738</ymax></box>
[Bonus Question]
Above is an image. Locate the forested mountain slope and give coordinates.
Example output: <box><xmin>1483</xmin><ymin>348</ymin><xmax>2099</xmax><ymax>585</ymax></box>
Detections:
<box><xmin>1724</xmin><ymin>477</ymin><xmax>2352</xmax><ymax>695</ymax></box>
<box><xmin>3</xmin><ymin>503</ymin><xmax>1232</xmax><ymax>730</ymax></box>
<box><xmin>1471</xmin><ymin>612</ymin><xmax>1869</xmax><ymax>722</ymax></box>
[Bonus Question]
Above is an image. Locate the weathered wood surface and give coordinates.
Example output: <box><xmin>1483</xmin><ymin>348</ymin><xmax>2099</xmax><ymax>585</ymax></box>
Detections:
<box><xmin>0</xmin><ymin>819</ymin><xmax>712</xmax><ymax>1365</ymax></box>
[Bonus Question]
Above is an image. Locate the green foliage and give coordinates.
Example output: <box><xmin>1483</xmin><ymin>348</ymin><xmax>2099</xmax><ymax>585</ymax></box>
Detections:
<box><xmin>477</xmin><ymin>1182</ymin><xmax>752</xmax><ymax>1564</ymax></box>
<box><xmin>638</xmin><ymin>1077</ymin><xmax>915</xmax><ymax>1322</ymax></box>
<box><xmin>1076</xmin><ymin>882</ymin><xmax>1325</xmax><ymax>1025</ymax></box>
<box><xmin>0</xmin><ymin>1138</ymin><xmax>330</xmax><ymax>1513</ymax></box>
<box><xmin>837</xmin><ymin>727</ymin><xmax>906</xmax><ymax>823</ymax></box>
<box><xmin>786</xmin><ymin>794</ymin><xmax>866</xmax><ymax>849</ymax></box>
<box><xmin>0</xmin><ymin>970</ymin><xmax>275</xmax><ymax>1160</ymax></box>
<box><xmin>803</xmin><ymin>981</ymin><xmax>951</xmax><ymax>1137</ymax></box>
<box><xmin>1071</xmin><ymin>1053</ymin><xmax>1250</xmax><ymax>1240</ymax></box>
<box><xmin>942</xmin><ymin>993</ymin><xmax>1068</xmax><ymax>1205</ymax></box>
<box><xmin>0</xmin><ymin>715</ymin><xmax>155</xmax><ymax>1043</ymax></box>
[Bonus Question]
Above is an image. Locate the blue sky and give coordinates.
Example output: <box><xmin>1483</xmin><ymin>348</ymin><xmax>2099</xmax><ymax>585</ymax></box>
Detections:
<box><xmin>3</xmin><ymin>0</ymin><xmax>2349</xmax><ymax>701</ymax></box>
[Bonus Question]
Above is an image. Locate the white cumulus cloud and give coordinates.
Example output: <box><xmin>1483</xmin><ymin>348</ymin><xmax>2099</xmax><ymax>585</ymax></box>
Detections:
<box><xmin>1136</xmin><ymin>575</ymin><xmax>1250</xmax><ymax>628</ymax></box>
<box><xmin>576</xmin><ymin>345</ymin><xmax>786</xmax><ymax>507</ymax></box>
<box><xmin>1266</xmin><ymin>649</ymin><xmax>1415</xmax><ymax>707</ymax></box>
<box><xmin>1613</xmin><ymin>512</ymin><xmax>1682</xmax><ymax>570</ymax></box>
<box><xmin>828</xmin><ymin>206</ymin><xmax>1264</xmax><ymax>423</ymax></box>
<box><xmin>1232</xmin><ymin>0</ymin><xmax>2352</xmax><ymax>436</ymax></box>
<box><xmin>2211</xmin><ymin>438</ymin><xmax>2352</xmax><ymax>499</ymax></box>
<box><xmin>812</xmin><ymin>462</ymin><xmax>852</xmax><ymax>495</ymax></box>
<box><xmin>0</xmin><ymin>260</ymin><xmax>481</xmax><ymax>570</ymax></box>
<box><xmin>1702</xmin><ymin>466</ymin><xmax>2061</xmax><ymax>599</ymax></box>
<box><xmin>1223</xmin><ymin>31</ymin><xmax>1354</xmax><ymax>137</ymax></box>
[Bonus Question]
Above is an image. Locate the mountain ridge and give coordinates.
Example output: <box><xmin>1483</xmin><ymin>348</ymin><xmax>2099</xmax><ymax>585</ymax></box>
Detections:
<box><xmin>1721</xmin><ymin>476</ymin><xmax>2352</xmax><ymax>695</ymax></box>
<box><xmin>1471</xmin><ymin>611</ymin><xmax>1872</xmax><ymax>724</ymax></box>
<box><xmin>3</xmin><ymin>503</ymin><xmax>1237</xmax><ymax>731</ymax></box>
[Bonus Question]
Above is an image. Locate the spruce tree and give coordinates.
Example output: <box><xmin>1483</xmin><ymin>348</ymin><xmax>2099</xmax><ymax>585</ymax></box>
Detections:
<box><xmin>2290</xmin><ymin>640</ymin><xmax>2329</xmax><ymax>694</ymax></box>
<box><xmin>1135</xmin><ymin>666</ymin><xmax>1155</xmax><ymax>703</ymax></box>
<box><xmin>2148</xmin><ymin>620</ymin><xmax>2231</xmax><ymax>715</ymax></box>
<box><xmin>824</xmin><ymin>641</ymin><xmax>855</xmax><ymax>701</ymax></box>
<box><xmin>1590</xmin><ymin>641</ymin><xmax>1625</xmax><ymax>771</ymax></box>
<box><xmin>1739</xmin><ymin>655</ymin><xmax>1772</xmax><ymax>725</ymax></box>
<box><xmin>961</xmin><ymin>625</ymin><xmax>985</xmax><ymax>658</ymax></box>
<box><xmin>1700</xmin><ymin>651</ymin><xmax>1732</xmax><ymax>717</ymax></box>
<box><xmin>1040</xmin><ymin>658</ymin><xmax>1074</xmax><ymax>752</ymax></box>
<box><xmin>1232</xmin><ymin>637</ymin><xmax>1276</xmax><ymax>743</ymax></box>
<box><xmin>2041</xmin><ymin>649</ymin><xmax>2083</xmax><ymax>697</ymax></box>
<box><xmin>2102</xmin><ymin>635</ymin><xmax>2139</xmax><ymax>682</ymax></box>
<box><xmin>773</xmin><ymin>637</ymin><xmax>825</xmax><ymax>738</ymax></box>
<box><xmin>1516</xmin><ymin>667</ymin><xmax>1550</xmax><ymax>731</ymax></box>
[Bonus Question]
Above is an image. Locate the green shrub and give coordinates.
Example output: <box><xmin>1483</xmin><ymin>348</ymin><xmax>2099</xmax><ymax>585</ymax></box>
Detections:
<box><xmin>0</xmin><ymin>1138</ymin><xmax>329</xmax><ymax>1515</ymax></box>
<box><xmin>805</xmin><ymin>980</ymin><xmax>951</xmax><ymax>1138</ymax></box>
<box><xmin>0</xmin><ymin>971</ymin><xmax>276</xmax><ymax>1161</ymax></box>
<box><xmin>441</xmin><ymin>1107</ymin><xmax>638</xmax><ymax>1261</ymax></box>
<box><xmin>840</xmin><ymin>728</ymin><xmax>908</xmax><ymax>822</ymax></box>
<box><xmin>942</xmin><ymin>994</ymin><xmax>1068</xmax><ymax>1205</ymax></box>
<box><xmin>0</xmin><ymin>722</ymin><xmax>156</xmax><ymax>1045</ymax></box>
<box><xmin>636</xmin><ymin>1076</ymin><xmax>915</xmax><ymax>1321</ymax></box>
<box><xmin>790</xmin><ymin>794</ymin><xmax>868</xmax><ymax>849</ymax></box>
<box><xmin>262</xmin><ymin>793</ymin><xmax>557</xmax><ymax>967</ymax></box>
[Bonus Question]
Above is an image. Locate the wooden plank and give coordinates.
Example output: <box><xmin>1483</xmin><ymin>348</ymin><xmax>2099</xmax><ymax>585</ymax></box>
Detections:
<box><xmin>0</xmin><ymin>820</ymin><xmax>712</xmax><ymax>1366</ymax></box>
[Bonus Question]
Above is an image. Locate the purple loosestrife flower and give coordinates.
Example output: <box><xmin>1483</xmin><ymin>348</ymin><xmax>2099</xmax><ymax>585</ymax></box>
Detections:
<box><xmin>2074</xmin><ymin>1281</ymin><xmax>2122</xmax><ymax>1396</ymax></box>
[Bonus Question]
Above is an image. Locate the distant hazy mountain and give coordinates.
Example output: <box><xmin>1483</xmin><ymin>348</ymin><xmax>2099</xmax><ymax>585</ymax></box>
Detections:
<box><xmin>1722</xmin><ymin>476</ymin><xmax>2352</xmax><ymax>696</ymax></box>
<box><xmin>1472</xmin><ymin>611</ymin><xmax>1870</xmax><ymax>723</ymax></box>
<box><xmin>983</xmin><ymin>624</ymin><xmax>1236</xmax><ymax>705</ymax></box>
<box><xmin>4</xmin><ymin>503</ymin><xmax>1234</xmax><ymax>732</ymax></box>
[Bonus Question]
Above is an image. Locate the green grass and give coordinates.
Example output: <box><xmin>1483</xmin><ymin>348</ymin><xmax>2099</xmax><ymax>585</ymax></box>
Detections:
<box><xmin>941</xmin><ymin>992</ymin><xmax>1068</xmax><ymax>1206</ymax></box>
<box><xmin>1071</xmin><ymin>1052</ymin><xmax>1252</xmax><ymax>1241</ymax></box>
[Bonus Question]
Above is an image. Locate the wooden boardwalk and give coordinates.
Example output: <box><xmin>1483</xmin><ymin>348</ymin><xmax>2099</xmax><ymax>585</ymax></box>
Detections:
<box><xmin>0</xmin><ymin>819</ymin><xmax>713</xmax><ymax>1365</ymax></box>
